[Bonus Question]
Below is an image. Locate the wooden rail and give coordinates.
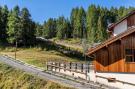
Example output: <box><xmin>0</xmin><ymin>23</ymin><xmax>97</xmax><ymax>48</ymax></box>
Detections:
<box><xmin>47</xmin><ymin>64</ymin><xmax>86</xmax><ymax>74</ymax></box>
<box><xmin>46</xmin><ymin>61</ymin><xmax>92</xmax><ymax>76</ymax></box>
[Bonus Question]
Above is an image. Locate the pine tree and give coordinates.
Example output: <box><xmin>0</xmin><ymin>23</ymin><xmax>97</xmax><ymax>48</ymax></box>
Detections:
<box><xmin>21</xmin><ymin>8</ymin><xmax>35</xmax><ymax>46</ymax></box>
<box><xmin>56</xmin><ymin>16</ymin><xmax>70</xmax><ymax>39</ymax></box>
<box><xmin>35</xmin><ymin>23</ymin><xmax>43</xmax><ymax>37</ymax></box>
<box><xmin>118</xmin><ymin>6</ymin><xmax>126</xmax><ymax>19</ymax></box>
<box><xmin>56</xmin><ymin>16</ymin><xmax>64</xmax><ymax>39</ymax></box>
<box><xmin>86</xmin><ymin>5</ymin><xmax>98</xmax><ymax>43</ymax></box>
<box><xmin>65</xmin><ymin>19</ymin><xmax>72</xmax><ymax>38</ymax></box>
<box><xmin>0</xmin><ymin>6</ymin><xmax>3</xmax><ymax>44</ymax></box>
<box><xmin>43</xmin><ymin>18</ymin><xmax>56</xmax><ymax>38</ymax></box>
<box><xmin>70</xmin><ymin>7</ymin><xmax>79</xmax><ymax>38</ymax></box>
<box><xmin>97</xmin><ymin>16</ymin><xmax>104</xmax><ymax>42</ymax></box>
<box><xmin>7</xmin><ymin>6</ymin><xmax>21</xmax><ymax>44</ymax></box>
<box><xmin>0</xmin><ymin>5</ymin><xmax>9</xmax><ymax>44</ymax></box>
<box><xmin>78</xmin><ymin>7</ymin><xmax>86</xmax><ymax>38</ymax></box>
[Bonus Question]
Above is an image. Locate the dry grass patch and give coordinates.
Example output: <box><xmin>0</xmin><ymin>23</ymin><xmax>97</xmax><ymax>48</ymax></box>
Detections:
<box><xmin>0</xmin><ymin>62</ymin><xmax>75</xmax><ymax>89</ymax></box>
<box><xmin>0</xmin><ymin>47</ymin><xmax>80</xmax><ymax>69</ymax></box>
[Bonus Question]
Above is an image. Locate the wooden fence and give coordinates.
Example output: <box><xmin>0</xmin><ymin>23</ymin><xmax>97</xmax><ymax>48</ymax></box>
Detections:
<box><xmin>46</xmin><ymin>61</ymin><xmax>92</xmax><ymax>80</ymax></box>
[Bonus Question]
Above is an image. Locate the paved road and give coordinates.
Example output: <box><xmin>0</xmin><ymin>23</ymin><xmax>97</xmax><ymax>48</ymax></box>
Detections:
<box><xmin>0</xmin><ymin>55</ymin><xmax>107</xmax><ymax>89</ymax></box>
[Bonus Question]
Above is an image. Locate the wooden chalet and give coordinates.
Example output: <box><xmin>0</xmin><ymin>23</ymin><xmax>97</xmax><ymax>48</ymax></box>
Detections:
<box><xmin>87</xmin><ymin>10</ymin><xmax>135</xmax><ymax>73</ymax></box>
<box><xmin>88</xmin><ymin>27</ymin><xmax>135</xmax><ymax>72</ymax></box>
<box><xmin>86</xmin><ymin>10</ymin><xmax>135</xmax><ymax>89</ymax></box>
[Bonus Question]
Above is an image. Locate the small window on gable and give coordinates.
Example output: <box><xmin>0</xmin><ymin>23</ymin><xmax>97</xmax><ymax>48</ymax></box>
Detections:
<box><xmin>125</xmin><ymin>49</ymin><xmax>135</xmax><ymax>62</ymax></box>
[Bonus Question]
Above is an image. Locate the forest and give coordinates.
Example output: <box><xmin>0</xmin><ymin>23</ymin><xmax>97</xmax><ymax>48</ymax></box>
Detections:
<box><xmin>0</xmin><ymin>5</ymin><xmax>135</xmax><ymax>46</ymax></box>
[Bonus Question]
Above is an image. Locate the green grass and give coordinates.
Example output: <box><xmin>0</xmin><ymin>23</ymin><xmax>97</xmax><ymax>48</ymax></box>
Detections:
<box><xmin>63</xmin><ymin>38</ymin><xmax>81</xmax><ymax>44</ymax></box>
<box><xmin>0</xmin><ymin>47</ymin><xmax>82</xmax><ymax>69</ymax></box>
<box><xmin>52</xmin><ymin>38</ymin><xmax>81</xmax><ymax>44</ymax></box>
<box><xmin>51</xmin><ymin>38</ymin><xmax>83</xmax><ymax>52</ymax></box>
<box><xmin>0</xmin><ymin>62</ymin><xmax>75</xmax><ymax>89</ymax></box>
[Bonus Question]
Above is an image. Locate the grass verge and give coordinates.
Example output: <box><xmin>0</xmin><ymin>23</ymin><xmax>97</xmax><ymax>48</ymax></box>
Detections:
<box><xmin>0</xmin><ymin>47</ymin><xmax>82</xmax><ymax>69</ymax></box>
<box><xmin>0</xmin><ymin>62</ymin><xmax>75</xmax><ymax>89</ymax></box>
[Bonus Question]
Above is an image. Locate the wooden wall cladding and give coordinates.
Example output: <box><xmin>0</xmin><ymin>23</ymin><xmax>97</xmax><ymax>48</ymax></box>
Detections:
<box><xmin>95</xmin><ymin>32</ymin><xmax>135</xmax><ymax>72</ymax></box>
<box><xmin>127</xmin><ymin>14</ymin><xmax>135</xmax><ymax>27</ymax></box>
<box><xmin>96</xmin><ymin>48</ymin><xmax>109</xmax><ymax>72</ymax></box>
<box><xmin>123</xmin><ymin>33</ymin><xmax>135</xmax><ymax>72</ymax></box>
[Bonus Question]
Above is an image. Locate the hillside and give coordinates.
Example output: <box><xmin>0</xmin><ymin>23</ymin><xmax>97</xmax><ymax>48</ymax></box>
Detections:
<box><xmin>0</xmin><ymin>62</ymin><xmax>75</xmax><ymax>89</ymax></box>
<box><xmin>51</xmin><ymin>38</ymin><xmax>83</xmax><ymax>51</ymax></box>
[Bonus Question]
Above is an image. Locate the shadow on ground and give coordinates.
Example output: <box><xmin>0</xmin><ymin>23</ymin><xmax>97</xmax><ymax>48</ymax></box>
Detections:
<box><xmin>36</xmin><ymin>38</ymin><xmax>91</xmax><ymax>61</ymax></box>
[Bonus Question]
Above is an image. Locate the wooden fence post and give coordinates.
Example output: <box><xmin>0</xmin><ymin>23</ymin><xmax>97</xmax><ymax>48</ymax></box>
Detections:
<box><xmin>64</xmin><ymin>63</ymin><xmax>66</xmax><ymax>72</ymax></box>
<box><xmin>81</xmin><ymin>63</ymin><xmax>83</xmax><ymax>72</ymax></box>
<box><xmin>55</xmin><ymin>62</ymin><xmax>57</xmax><ymax>71</ymax></box>
<box><xmin>59</xmin><ymin>62</ymin><xmax>60</xmax><ymax>72</ymax></box>
<box><xmin>85</xmin><ymin>63</ymin><xmax>87</xmax><ymax>80</ymax></box>
<box><xmin>70</xmin><ymin>62</ymin><xmax>72</xmax><ymax>72</ymax></box>
<box><xmin>51</xmin><ymin>62</ymin><xmax>53</xmax><ymax>71</ymax></box>
<box><xmin>75</xmin><ymin>63</ymin><xmax>77</xmax><ymax>71</ymax></box>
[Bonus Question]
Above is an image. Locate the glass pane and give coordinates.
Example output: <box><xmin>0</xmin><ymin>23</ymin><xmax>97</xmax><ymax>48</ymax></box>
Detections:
<box><xmin>126</xmin><ymin>56</ymin><xmax>133</xmax><ymax>62</ymax></box>
<box><xmin>134</xmin><ymin>49</ymin><xmax>135</xmax><ymax>62</ymax></box>
<box><xmin>125</xmin><ymin>49</ymin><xmax>133</xmax><ymax>55</ymax></box>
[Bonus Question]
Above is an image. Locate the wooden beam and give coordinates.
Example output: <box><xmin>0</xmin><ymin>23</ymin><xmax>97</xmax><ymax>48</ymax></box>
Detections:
<box><xmin>87</xmin><ymin>27</ymin><xmax>135</xmax><ymax>55</ymax></box>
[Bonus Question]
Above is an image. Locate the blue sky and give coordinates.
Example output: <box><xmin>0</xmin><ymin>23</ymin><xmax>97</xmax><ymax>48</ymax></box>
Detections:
<box><xmin>0</xmin><ymin>0</ymin><xmax>135</xmax><ymax>24</ymax></box>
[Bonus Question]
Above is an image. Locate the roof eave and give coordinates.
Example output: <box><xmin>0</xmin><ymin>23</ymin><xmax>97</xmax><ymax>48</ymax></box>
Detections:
<box><xmin>87</xmin><ymin>27</ymin><xmax>135</xmax><ymax>56</ymax></box>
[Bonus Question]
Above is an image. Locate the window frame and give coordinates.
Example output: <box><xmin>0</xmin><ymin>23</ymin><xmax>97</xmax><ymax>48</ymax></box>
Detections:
<box><xmin>125</xmin><ymin>49</ymin><xmax>135</xmax><ymax>63</ymax></box>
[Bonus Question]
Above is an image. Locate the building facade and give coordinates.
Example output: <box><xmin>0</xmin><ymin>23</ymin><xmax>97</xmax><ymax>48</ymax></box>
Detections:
<box><xmin>87</xmin><ymin>10</ymin><xmax>135</xmax><ymax>89</ymax></box>
<box><xmin>108</xmin><ymin>10</ymin><xmax>135</xmax><ymax>36</ymax></box>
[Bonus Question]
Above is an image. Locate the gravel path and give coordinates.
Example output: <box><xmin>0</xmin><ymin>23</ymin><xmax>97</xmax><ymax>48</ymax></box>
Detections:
<box><xmin>0</xmin><ymin>55</ymin><xmax>107</xmax><ymax>89</ymax></box>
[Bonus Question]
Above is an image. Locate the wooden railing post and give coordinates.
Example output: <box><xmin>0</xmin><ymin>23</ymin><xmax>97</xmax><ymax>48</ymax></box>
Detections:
<box><xmin>55</xmin><ymin>62</ymin><xmax>57</xmax><ymax>71</ymax></box>
<box><xmin>75</xmin><ymin>63</ymin><xmax>77</xmax><ymax>71</ymax></box>
<box><xmin>81</xmin><ymin>63</ymin><xmax>83</xmax><ymax>72</ymax></box>
<box><xmin>70</xmin><ymin>62</ymin><xmax>72</xmax><ymax>72</ymax></box>
<box><xmin>64</xmin><ymin>63</ymin><xmax>66</xmax><ymax>72</ymax></box>
<box><xmin>59</xmin><ymin>62</ymin><xmax>60</xmax><ymax>72</ymax></box>
<box><xmin>51</xmin><ymin>62</ymin><xmax>53</xmax><ymax>71</ymax></box>
<box><xmin>46</xmin><ymin>61</ymin><xmax>90</xmax><ymax>80</ymax></box>
<box><xmin>85</xmin><ymin>63</ymin><xmax>87</xmax><ymax>80</ymax></box>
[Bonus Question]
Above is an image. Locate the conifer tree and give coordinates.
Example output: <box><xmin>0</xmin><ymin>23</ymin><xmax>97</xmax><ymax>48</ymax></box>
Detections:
<box><xmin>0</xmin><ymin>5</ymin><xmax>9</xmax><ymax>43</ymax></box>
<box><xmin>21</xmin><ymin>8</ymin><xmax>35</xmax><ymax>46</ymax></box>
<box><xmin>43</xmin><ymin>18</ymin><xmax>56</xmax><ymax>38</ymax></box>
<box><xmin>7</xmin><ymin>6</ymin><xmax>21</xmax><ymax>44</ymax></box>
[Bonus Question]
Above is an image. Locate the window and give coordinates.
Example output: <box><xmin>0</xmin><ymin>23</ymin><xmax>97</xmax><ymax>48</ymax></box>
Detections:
<box><xmin>125</xmin><ymin>49</ymin><xmax>133</xmax><ymax>55</ymax></box>
<box><xmin>125</xmin><ymin>49</ymin><xmax>135</xmax><ymax>62</ymax></box>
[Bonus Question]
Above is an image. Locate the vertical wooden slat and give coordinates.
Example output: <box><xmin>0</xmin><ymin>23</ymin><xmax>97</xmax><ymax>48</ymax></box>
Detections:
<box><xmin>69</xmin><ymin>62</ymin><xmax>72</xmax><ymax>72</ymax></box>
<box><xmin>81</xmin><ymin>64</ymin><xmax>83</xmax><ymax>72</ymax></box>
<box><xmin>55</xmin><ymin>62</ymin><xmax>57</xmax><ymax>71</ymax></box>
<box><xmin>64</xmin><ymin>63</ymin><xmax>66</xmax><ymax>72</ymax></box>
<box><xmin>95</xmin><ymin>33</ymin><xmax>135</xmax><ymax>73</ymax></box>
<box><xmin>51</xmin><ymin>62</ymin><xmax>53</xmax><ymax>71</ymax></box>
<box><xmin>59</xmin><ymin>62</ymin><xmax>60</xmax><ymax>72</ymax></box>
<box><xmin>75</xmin><ymin>63</ymin><xmax>77</xmax><ymax>71</ymax></box>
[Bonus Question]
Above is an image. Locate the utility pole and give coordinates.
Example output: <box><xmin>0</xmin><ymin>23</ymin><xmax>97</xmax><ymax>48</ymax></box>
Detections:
<box><xmin>82</xmin><ymin>21</ymin><xmax>88</xmax><ymax>80</ymax></box>
<box><xmin>15</xmin><ymin>35</ymin><xmax>18</xmax><ymax>60</ymax></box>
<box><xmin>15</xmin><ymin>39</ymin><xmax>17</xmax><ymax>60</ymax></box>
<box><xmin>82</xmin><ymin>38</ymin><xmax>88</xmax><ymax>80</ymax></box>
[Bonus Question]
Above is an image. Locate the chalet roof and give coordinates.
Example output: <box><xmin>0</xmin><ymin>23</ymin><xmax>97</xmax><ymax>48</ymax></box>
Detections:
<box><xmin>108</xmin><ymin>10</ymin><xmax>135</xmax><ymax>31</ymax></box>
<box><xmin>87</xmin><ymin>27</ymin><xmax>135</xmax><ymax>55</ymax></box>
